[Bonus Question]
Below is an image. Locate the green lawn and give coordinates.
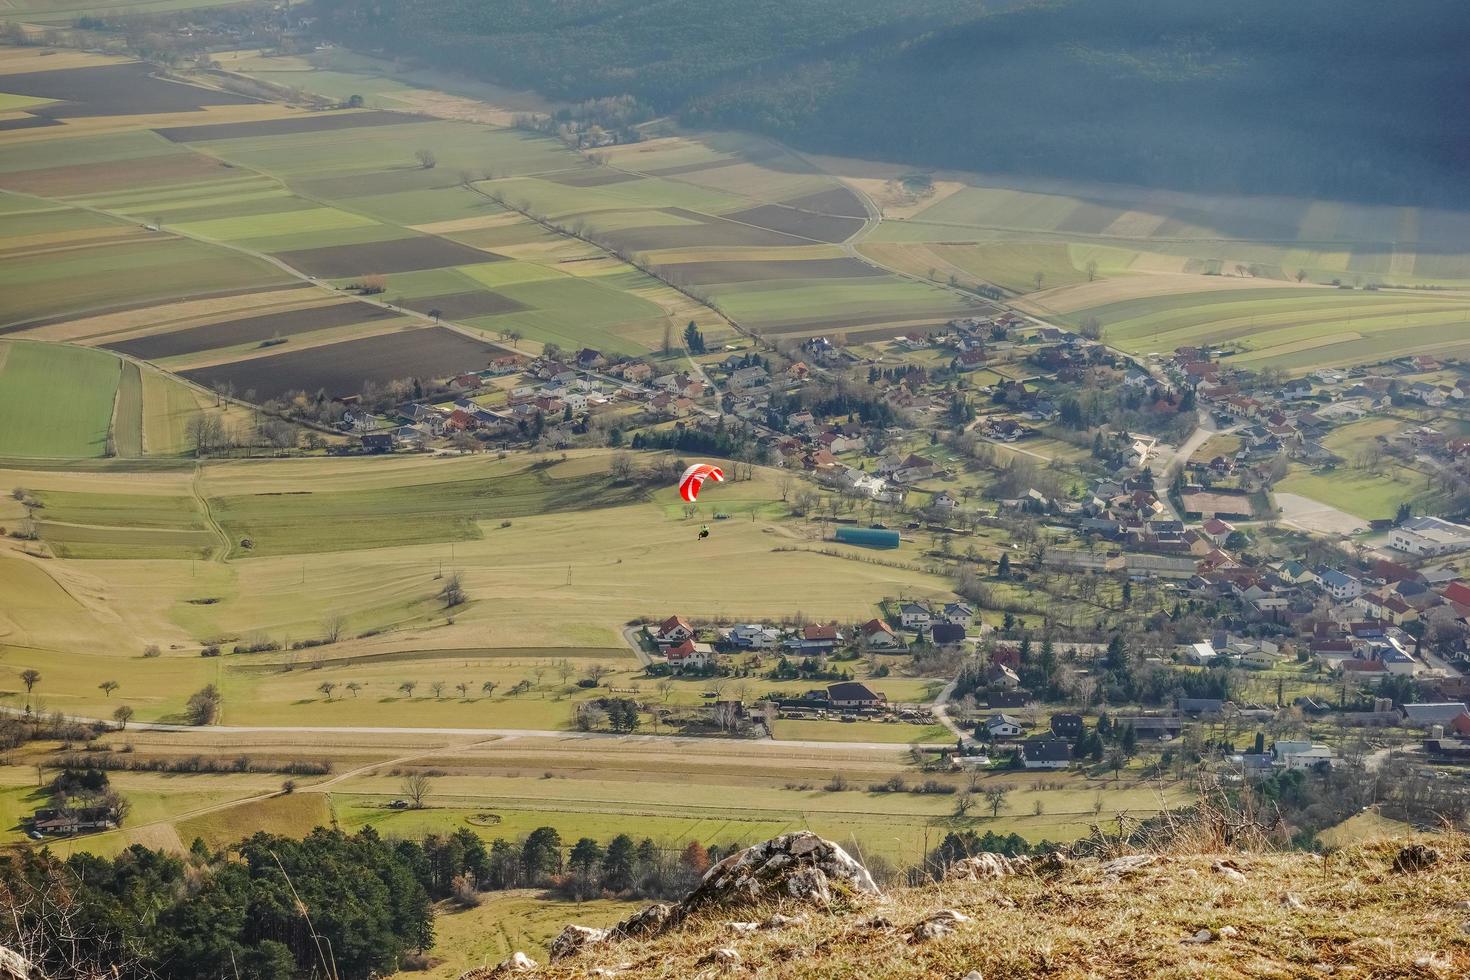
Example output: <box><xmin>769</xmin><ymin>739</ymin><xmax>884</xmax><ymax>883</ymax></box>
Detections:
<box><xmin>1276</xmin><ymin>466</ymin><xmax>1441</xmax><ymax>522</ymax></box>
<box><xmin>0</xmin><ymin>342</ymin><xmax>120</xmax><ymax>458</ymax></box>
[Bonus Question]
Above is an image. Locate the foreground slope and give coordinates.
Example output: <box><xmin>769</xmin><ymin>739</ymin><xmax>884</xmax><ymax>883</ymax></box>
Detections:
<box><xmin>519</xmin><ymin>835</ymin><xmax>1469</xmax><ymax>979</ymax></box>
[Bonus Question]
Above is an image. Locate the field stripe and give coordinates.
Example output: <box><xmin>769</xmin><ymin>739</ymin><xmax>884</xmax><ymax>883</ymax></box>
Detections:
<box><xmin>112</xmin><ymin>359</ymin><xmax>144</xmax><ymax>458</ymax></box>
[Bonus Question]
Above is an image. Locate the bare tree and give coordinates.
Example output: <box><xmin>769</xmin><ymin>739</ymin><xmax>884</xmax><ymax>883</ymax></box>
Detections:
<box><xmin>322</xmin><ymin>613</ymin><xmax>346</xmax><ymax>644</ymax></box>
<box><xmin>112</xmin><ymin>705</ymin><xmax>133</xmax><ymax>729</ymax></box>
<box><xmin>481</xmin><ymin>680</ymin><xmax>499</xmax><ymax>698</ymax></box>
<box><xmin>345</xmin><ymin>681</ymin><xmax>363</xmax><ymax>698</ymax></box>
<box><xmin>20</xmin><ymin>669</ymin><xmax>40</xmax><ymax>697</ymax></box>
<box><xmin>414</xmin><ymin>148</ymin><xmax>437</xmax><ymax>169</ymax></box>
<box><xmin>954</xmin><ymin>792</ymin><xmax>975</xmax><ymax>818</ymax></box>
<box><xmin>657</xmin><ymin>677</ymin><xmax>675</xmax><ymax>702</ymax></box>
<box><xmin>402</xmin><ymin>772</ymin><xmax>433</xmax><ymax>809</ymax></box>
<box><xmin>983</xmin><ymin>785</ymin><xmax>1010</xmax><ymax>818</ymax></box>
<box><xmin>98</xmin><ymin>680</ymin><xmax>119</xmax><ymax>698</ymax></box>
<box><xmin>439</xmin><ymin>572</ymin><xmax>468</xmax><ymax>608</ymax></box>
<box><xmin>455</xmin><ymin>681</ymin><xmax>470</xmax><ymax>699</ymax></box>
<box><xmin>399</xmin><ymin>680</ymin><xmax>418</xmax><ymax>698</ymax></box>
<box><xmin>430</xmin><ymin>681</ymin><xmax>446</xmax><ymax>699</ymax></box>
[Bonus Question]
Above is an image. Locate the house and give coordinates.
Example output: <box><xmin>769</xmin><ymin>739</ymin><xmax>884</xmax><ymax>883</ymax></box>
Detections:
<box><xmin>941</xmin><ymin>602</ymin><xmax>975</xmax><ymax>626</ymax></box>
<box><xmin>893</xmin><ymin>454</ymin><xmax>937</xmax><ymax>484</ymax></box>
<box><xmin>899</xmin><ymin>602</ymin><xmax>933</xmax><ymax>629</ymax></box>
<box><xmin>985</xmin><ymin>663</ymin><xmax>1021</xmax><ymax>690</ymax></box>
<box><xmin>665</xmin><ymin>639</ymin><xmax>715</xmax><ymax>671</ymax></box>
<box><xmin>1318</xmin><ymin>568</ymin><xmax>1363</xmax><ymax>602</ymax></box>
<box><xmin>1273</xmin><ymin>740</ymin><xmax>1336</xmax><ymax>771</ymax></box>
<box><xmin>725</xmin><ymin>623</ymin><xmax>785</xmax><ymax>650</ymax></box>
<box><xmin>1185</xmin><ymin>641</ymin><xmax>1218</xmax><ymax>666</ymax></box>
<box><xmin>931</xmin><ymin>623</ymin><xmax>967</xmax><ymax>647</ymax></box>
<box><xmin>827</xmin><ymin>681</ymin><xmax>885</xmax><ymax>710</ymax></box>
<box><xmin>1201</xmin><ymin>518</ymin><xmax>1235</xmax><ymax>546</ymax></box>
<box><xmin>1389</xmin><ymin>516</ymin><xmax>1470</xmax><ymax>557</ymax></box>
<box><xmin>986</xmin><ymin>713</ymin><xmax>1025</xmax><ymax>739</ymax></box>
<box><xmin>652</xmin><ymin>615</ymin><xmax>694</xmax><ymax>646</ymax></box>
<box><xmin>29</xmin><ymin>806</ymin><xmax>116</xmax><ymax>835</ymax></box>
<box><xmin>729</xmin><ymin>366</ymin><xmax>770</xmax><ymax>390</ymax></box>
<box><xmin>1050</xmin><ymin>713</ymin><xmax>1085</xmax><ymax>739</ymax></box>
<box><xmin>860</xmin><ymin>618</ymin><xmax>906</xmax><ymax>650</ymax></box>
<box><xmin>1177</xmin><ymin>697</ymin><xmax>1229</xmax><ymax>718</ymax></box>
<box><xmin>1401</xmin><ymin>702</ymin><xmax>1470</xmax><ymax>729</ymax></box>
<box><xmin>1021</xmin><ymin>738</ymin><xmax>1072</xmax><ymax>770</ymax></box>
<box><xmin>361</xmin><ymin>432</ymin><xmax>395</xmax><ymax>453</ymax></box>
<box><xmin>798</xmin><ymin>623</ymin><xmax>842</xmax><ymax>652</ymax></box>
<box><xmin>1118</xmin><ymin>716</ymin><xmax>1184</xmax><ymax>741</ymax></box>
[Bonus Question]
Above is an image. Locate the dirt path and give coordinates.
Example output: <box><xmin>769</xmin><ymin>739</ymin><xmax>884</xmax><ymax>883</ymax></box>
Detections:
<box><xmin>192</xmin><ymin>463</ymin><xmax>230</xmax><ymax>561</ymax></box>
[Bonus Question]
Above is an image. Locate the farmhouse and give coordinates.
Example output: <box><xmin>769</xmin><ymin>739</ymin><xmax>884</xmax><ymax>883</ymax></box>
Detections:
<box><xmin>652</xmin><ymin>615</ymin><xmax>694</xmax><ymax>646</ymax></box>
<box><xmin>1050</xmin><ymin>713</ymin><xmax>1085</xmax><ymax>738</ymax></box>
<box><xmin>827</xmin><ymin>681</ymin><xmax>885</xmax><ymax>710</ymax></box>
<box><xmin>899</xmin><ymin>602</ymin><xmax>933</xmax><ymax>629</ymax></box>
<box><xmin>665</xmin><ymin>639</ymin><xmax>715</xmax><ymax>671</ymax></box>
<box><xmin>986</xmin><ymin>713</ymin><xmax>1025</xmax><ymax>739</ymax></box>
<box><xmin>1021</xmin><ymin>738</ymin><xmax>1073</xmax><ymax>770</ymax></box>
<box><xmin>860</xmin><ymin>618</ymin><xmax>905</xmax><ymax>650</ymax></box>
<box><xmin>30</xmin><ymin>807</ymin><xmax>115</xmax><ymax>835</ymax></box>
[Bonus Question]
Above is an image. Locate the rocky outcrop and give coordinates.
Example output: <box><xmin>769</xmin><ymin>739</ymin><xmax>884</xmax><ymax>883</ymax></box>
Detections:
<box><xmin>549</xmin><ymin>926</ymin><xmax>609</xmax><ymax>963</ymax></box>
<box><xmin>677</xmin><ymin>831</ymin><xmax>879</xmax><ymax>916</ymax></box>
<box><xmin>546</xmin><ymin>831</ymin><xmax>879</xmax><ymax>964</ymax></box>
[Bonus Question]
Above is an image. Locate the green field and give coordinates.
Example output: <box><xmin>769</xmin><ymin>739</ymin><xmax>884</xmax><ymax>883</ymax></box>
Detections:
<box><xmin>1276</xmin><ymin>466</ymin><xmax>1441</xmax><ymax>522</ymax></box>
<box><xmin>0</xmin><ymin>341</ymin><xmax>120</xmax><ymax>458</ymax></box>
<box><xmin>1051</xmin><ymin>287</ymin><xmax>1470</xmax><ymax>371</ymax></box>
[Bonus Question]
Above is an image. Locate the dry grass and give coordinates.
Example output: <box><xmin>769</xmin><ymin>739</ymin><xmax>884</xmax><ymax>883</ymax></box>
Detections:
<box><xmin>536</xmin><ymin>836</ymin><xmax>1470</xmax><ymax>978</ymax></box>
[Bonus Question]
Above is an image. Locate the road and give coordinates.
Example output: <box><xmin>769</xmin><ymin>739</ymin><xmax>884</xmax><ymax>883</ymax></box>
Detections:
<box><xmin>929</xmin><ymin>676</ymin><xmax>970</xmax><ymax>746</ymax></box>
<box><xmin>24</xmin><ymin>709</ymin><xmax>921</xmax><ymax>755</ymax></box>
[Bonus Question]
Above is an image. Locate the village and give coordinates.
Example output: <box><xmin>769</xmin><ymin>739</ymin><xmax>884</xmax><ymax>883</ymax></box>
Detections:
<box><xmin>279</xmin><ymin>292</ymin><xmax>1470</xmax><ymax>796</ymax></box>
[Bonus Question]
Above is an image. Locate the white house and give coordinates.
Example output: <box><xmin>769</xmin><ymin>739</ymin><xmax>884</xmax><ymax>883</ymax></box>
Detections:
<box><xmin>1021</xmin><ymin>738</ymin><xmax>1072</xmax><ymax>770</ymax></box>
<box><xmin>652</xmin><ymin>615</ymin><xmax>694</xmax><ymax>646</ymax></box>
<box><xmin>986</xmin><ymin>713</ymin><xmax>1024</xmax><ymax>739</ymax></box>
<box><xmin>1318</xmin><ymin>568</ymin><xmax>1363</xmax><ymax>602</ymax></box>
<box><xmin>899</xmin><ymin>602</ymin><xmax>933</xmax><ymax>629</ymax></box>
<box><xmin>941</xmin><ymin>602</ymin><xmax>975</xmax><ymax>626</ymax></box>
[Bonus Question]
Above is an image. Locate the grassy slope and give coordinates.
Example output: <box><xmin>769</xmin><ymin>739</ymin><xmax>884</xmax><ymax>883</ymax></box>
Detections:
<box><xmin>530</xmin><ymin>839</ymin><xmax>1470</xmax><ymax>979</ymax></box>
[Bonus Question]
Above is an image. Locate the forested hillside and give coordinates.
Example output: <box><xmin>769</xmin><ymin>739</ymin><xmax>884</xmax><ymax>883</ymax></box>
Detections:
<box><xmin>313</xmin><ymin>0</ymin><xmax>1470</xmax><ymax>205</ymax></box>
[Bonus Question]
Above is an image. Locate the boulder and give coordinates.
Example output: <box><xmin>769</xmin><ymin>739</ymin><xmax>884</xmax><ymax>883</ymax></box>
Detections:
<box><xmin>678</xmin><ymin>832</ymin><xmax>879</xmax><ymax>919</ymax></box>
<box><xmin>549</xmin><ymin>925</ymin><xmax>609</xmax><ymax>962</ymax></box>
<box><xmin>910</xmin><ymin>909</ymin><xmax>971</xmax><ymax>942</ymax></box>
<box><xmin>698</xmin><ymin>947</ymin><xmax>741</xmax><ymax>971</ymax></box>
<box><xmin>944</xmin><ymin>853</ymin><xmax>1024</xmax><ymax>880</ymax></box>
<box><xmin>610</xmin><ymin>902</ymin><xmax>674</xmax><ymax>939</ymax></box>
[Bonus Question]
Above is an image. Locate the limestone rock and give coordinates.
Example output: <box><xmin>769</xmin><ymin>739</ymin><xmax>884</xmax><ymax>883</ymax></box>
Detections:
<box><xmin>698</xmin><ymin>947</ymin><xmax>742</xmax><ymax>971</ymax></box>
<box><xmin>1211</xmin><ymin>860</ymin><xmax>1247</xmax><ymax>883</ymax></box>
<box><xmin>945</xmin><ymin>853</ymin><xmax>1023</xmax><ymax>880</ymax></box>
<box><xmin>549</xmin><ymin>925</ymin><xmax>610</xmax><ymax>962</ymax></box>
<box><xmin>760</xmin><ymin>913</ymin><xmax>808</xmax><ymax>930</ymax></box>
<box><xmin>1100</xmin><ymin>855</ymin><xmax>1156</xmax><ymax>879</ymax></box>
<box><xmin>726</xmin><ymin>921</ymin><xmax>759</xmax><ymax>934</ymax></box>
<box><xmin>910</xmin><ymin>909</ymin><xmax>971</xmax><ymax>942</ymax></box>
<box><xmin>610</xmin><ymin>902</ymin><xmax>674</xmax><ymax>939</ymax></box>
<box><xmin>679</xmin><ymin>832</ymin><xmax>879</xmax><ymax>919</ymax></box>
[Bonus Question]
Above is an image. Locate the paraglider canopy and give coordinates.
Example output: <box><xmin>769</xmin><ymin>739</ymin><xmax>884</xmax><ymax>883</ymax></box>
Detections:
<box><xmin>679</xmin><ymin>463</ymin><xmax>724</xmax><ymax>502</ymax></box>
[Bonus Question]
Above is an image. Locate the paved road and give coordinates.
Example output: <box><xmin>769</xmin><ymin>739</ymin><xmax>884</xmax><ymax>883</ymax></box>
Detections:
<box><xmin>28</xmin><ymin>708</ymin><xmax>918</xmax><ymax>755</ymax></box>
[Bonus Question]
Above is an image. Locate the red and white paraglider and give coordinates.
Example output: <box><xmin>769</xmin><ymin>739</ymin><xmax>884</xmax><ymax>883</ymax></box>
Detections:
<box><xmin>678</xmin><ymin>463</ymin><xmax>724</xmax><ymax>539</ymax></box>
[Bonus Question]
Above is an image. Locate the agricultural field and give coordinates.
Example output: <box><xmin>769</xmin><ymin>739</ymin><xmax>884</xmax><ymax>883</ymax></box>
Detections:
<box><xmin>0</xmin><ymin>47</ymin><xmax>732</xmax><ymax>402</ymax></box>
<box><xmin>0</xmin><ymin>450</ymin><xmax>958</xmax><ymax>727</ymax></box>
<box><xmin>0</xmin><ymin>340</ymin><xmax>118</xmax><ymax>457</ymax></box>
